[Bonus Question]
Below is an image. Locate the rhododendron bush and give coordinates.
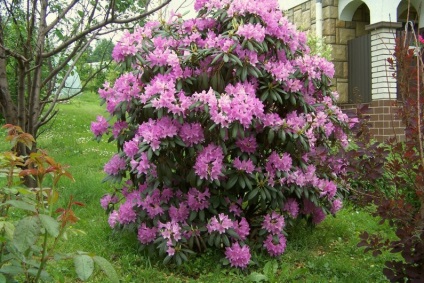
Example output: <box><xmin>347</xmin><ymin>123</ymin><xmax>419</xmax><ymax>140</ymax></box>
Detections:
<box><xmin>92</xmin><ymin>0</ymin><xmax>355</xmax><ymax>268</ymax></box>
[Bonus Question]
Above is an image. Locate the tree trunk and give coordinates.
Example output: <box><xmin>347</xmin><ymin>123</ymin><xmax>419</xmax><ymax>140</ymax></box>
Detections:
<box><xmin>0</xmin><ymin>19</ymin><xmax>18</xmax><ymax>125</ymax></box>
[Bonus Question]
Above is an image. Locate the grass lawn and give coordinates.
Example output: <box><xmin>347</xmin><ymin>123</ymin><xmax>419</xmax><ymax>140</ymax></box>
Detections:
<box><xmin>1</xmin><ymin>93</ymin><xmax>397</xmax><ymax>282</ymax></box>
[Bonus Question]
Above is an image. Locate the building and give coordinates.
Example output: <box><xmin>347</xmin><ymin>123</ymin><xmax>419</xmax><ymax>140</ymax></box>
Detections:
<box><xmin>283</xmin><ymin>0</ymin><xmax>424</xmax><ymax>141</ymax></box>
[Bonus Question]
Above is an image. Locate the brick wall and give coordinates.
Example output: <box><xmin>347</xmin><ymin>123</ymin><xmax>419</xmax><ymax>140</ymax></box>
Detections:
<box><xmin>340</xmin><ymin>100</ymin><xmax>405</xmax><ymax>142</ymax></box>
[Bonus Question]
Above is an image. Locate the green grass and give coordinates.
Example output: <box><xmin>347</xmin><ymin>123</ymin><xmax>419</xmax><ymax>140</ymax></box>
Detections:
<box><xmin>1</xmin><ymin>93</ymin><xmax>398</xmax><ymax>282</ymax></box>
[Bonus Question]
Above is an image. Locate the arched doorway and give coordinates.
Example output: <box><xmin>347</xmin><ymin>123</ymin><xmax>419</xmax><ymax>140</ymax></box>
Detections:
<box><xmin>347</xmin><ymin>3</ymin><xmax>371</xmax><ymax>104</ymax></box>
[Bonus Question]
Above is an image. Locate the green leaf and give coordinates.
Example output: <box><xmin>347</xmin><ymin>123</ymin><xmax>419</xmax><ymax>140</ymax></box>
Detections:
<box><xmin>229</xmin><ymin>54</ymin><xmax>243</xmax><ymax>66</ymax></box>
<box><xmin>226</xmin><ymin>175</ymin><xmax>238</xmax><ymax>189</ymax></box>
<box><xmin>223</xmin><ymin>54</ymin><xmax>229</xmax><ymax>63</ymax></box>
<box><xmin>5</xmin><ymin>200</ymin><xmax>36</xmax><ymax>213</ymax></box>
<box><xmin>238</xmin><ymin>175</ymin><xmax>246</xmax><ymax>189</ymax></box>
<box><xmin>39</xmin><ymin>214</ymin><xmax>60</xmax><ymax>238</ymax></box>
<box><xmin>13</xmin><ymin>216</ymin><xmax>40</xmax><ymax>253</ymax></box>
<box><xmin>0</xmin><ymin>265</ymin><xmax>24</xmax><ymax>276</ymax></box>
<box><xmin>290</xmin><ymin>95</ymin><xmax>296</xmax><ymax>105</ymax></box>
<box><xmin>222</xmin><ymin>234</ymin><xmax>230</xmax><ymax>247</ymax></box>
<box><xmin>0</xmin><ymin>273</ymin><xmax>5</xmax><ymax>283</ymax></box>
<box><xmin>74</xmin><ymin>254</ymin><xmax>94</xmax><ymax>281</ymax></box>
<box><xmin>247</xmin><ymin>188</ymin><xmax>259</xmax><ymax>201</ymax></box>
<box><xmin>214</xmin><ymin>233</ymin><xmax>221</xmax><ymax>247</ymax></box>
<box><xmin>267</xmin><ymin>130</ymin><xmax>275</xmax><ymax>144</ymax></box>
<box><xmin>199</xmin><ymin>210</ymin><xmax>205</xmax><ymax>222</ymax></box>
<box><xmin>241</xmin><ymin>66</ymin><xmax>248</xmax><ymax>81</ymax></box>
<box><xmin>93</xmin><ymin>256</ymin><xmax>120</xmax><ymax>283</ymax></box>
<box><xmin>247</xmin><ymin>41</ymin><xmax>254</xmax><ymax>51</ymax></box>
<box><xmin>248</xmin><ymin>272</ymin><xmax>268</xmax><ymax>282</ymax></box>
<box><xmin>261</xmin><ymin>90</ymin><xmax>269</xmax><ymax>101</ymax></box>
<box><xmin>189</xmin><ymin>211</ymin><xmax>197</xmax><ymax>222</ymax></box>
<box><xmin>227</xmin><ymin>228</ymin><xmax>241</xmax><ymax>240</ymax></box>
<box><xmin>211</xmin><ymin>53</ymin><xmax>223</xmax><ymax>65</ymax></box>
<box><xmin>163</xmin><ymin>255</ymin><xmax>172</xmax><ymax>265</ymax></box>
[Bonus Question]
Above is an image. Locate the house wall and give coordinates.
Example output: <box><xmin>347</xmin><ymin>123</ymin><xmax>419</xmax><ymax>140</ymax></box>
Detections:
<box><xmin>285</xmin><ymin>0</ymin><xmax>406</xmax><ymax>142</ymax></box>
<box><xmin>284</xmin><ymin>0</ymin><xmax>369</xmax><ymax>103</ymax></box>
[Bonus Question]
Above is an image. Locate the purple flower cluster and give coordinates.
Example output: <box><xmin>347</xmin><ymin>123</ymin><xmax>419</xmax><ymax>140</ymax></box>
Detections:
<box><xmin>265</xmin><ymin>151</ymin><xmax>292</xmax><ymax>180</ymax></box>
<box><xmin>194</xmin><ymin>144</ymin><xmax>224</xmax><ymax>181</ymax></box>
<box><xmin>262</xmin><ymin>212</ymin><xmax>285</xmax><ymax>234</ymax></box>
<box><xmin>207</xmin><ymin>213</ymin><xmax>233</xmax><ymax>234</ymax></box>
<box><xmin>136</xmin><ymin>117</ymin><xmax>179</xmax><ymax>151</ymax></box>
<box><xmin>100</xmin><ymin>194</ymin><xmax>119</xmax><ymax>210</ymax></box>
<box><xmin>225</xmin><ymin>242</ymin><xmax>251</xmax><ymax>269</ymax></box>
<box><xmin>179</xmin><ymin>123</ymin><xmax>205</xmax><ymax>146</ymax></box>
<box><xmin>237</xmin><ymin>23</ymin><xmax>266</xmax><ymax>42</ymax></box>
<box><xmin>104</xmin><ymin>154</ymin><xmax>126</xmax><ymax>176</ymax></box>
<box><xmin>263</xmin><ymin>233</ymin><xmax>287</xmax><ymax>257</ymax></box>
<box><xmin>187</xmin><ymin>188</ymin><xmax>210</xmax><ymax>211</ymax></box>
<box><xmin>262</xmin><ymin>212</ymin><xmax>287</xmax><ymax>257</ymax></box>
<box><xmin>233</xmin><ymin>157</ymin><xmax>255</xmax><ymax>174</ymax></box>
<box><xmin>91</xmin><ymin>116</ymin><xmax>108</xmax><ymax>137</ymax></box>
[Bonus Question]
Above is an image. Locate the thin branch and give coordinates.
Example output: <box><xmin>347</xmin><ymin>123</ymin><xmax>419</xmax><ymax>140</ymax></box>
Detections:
<box><xmin>44</xmin><ymin>0</ymin><xmax>79</xmax><ymax>34</ymax></box>
<box><xmin>41</xmin><ymin>0</ymin><xmax>171</xmax><ymax>58</ymax></box>
<box><xmin>37</xmin><ymin>35</ymin><xmax>95</xmax><ymax>129</ymax></box>
<box><xmin>0</xmin><ymin>44</ymin><xmax>29</xmax><ymax>62</ymax></box>
<box><xmin>41</xmin><ymin>39</ymin><xmax>85</xmax><ymax>88</ymax></box>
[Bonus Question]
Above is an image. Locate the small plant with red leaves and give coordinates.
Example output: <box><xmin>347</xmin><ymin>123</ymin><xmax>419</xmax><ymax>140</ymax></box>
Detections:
<box><xmin>0</xmin><ymin>125</ymin><xmax>119</xmax><ymax>283</ymax></box>
<box><xmin>352</xmin><ymin>27</ymin><xmax>424</xmax><ymax>281</ymax></box>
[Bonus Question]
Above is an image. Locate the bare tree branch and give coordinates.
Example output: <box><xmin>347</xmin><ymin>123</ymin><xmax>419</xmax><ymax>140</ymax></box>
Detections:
<box><xmin>41</xmin><ymin>39</ymin><xmax>85</xmax><ymax>88</ymax></box>
<box><xmin>0</xmin><ymin>44</ymin><xmax>29</xmax><ymax>62</ymax></box>
<box><xmin>41</xmin><ymin>0</ymin><xmax>171</xmax><ymax>58</ymax></box>
<box><xmin>38</xmin><ymin>34</ymin><xmax>96</xmax><ymax>129</ymax></box>
<box><xmin>44</xmin><ymin>0</ymin><xmax>79</xmax><ymax>34</ymax></box>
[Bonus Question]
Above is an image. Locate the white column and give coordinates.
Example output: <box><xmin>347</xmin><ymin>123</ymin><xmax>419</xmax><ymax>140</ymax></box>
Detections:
<box><xmin>367</xmin><ymin>23</ymin><xmax>401</xmax><ymax>100</ymax></box>
<box><xmin>315</xmin><ymin>0</ymin><xmax>323</xmax><ymax>38</ymax></box>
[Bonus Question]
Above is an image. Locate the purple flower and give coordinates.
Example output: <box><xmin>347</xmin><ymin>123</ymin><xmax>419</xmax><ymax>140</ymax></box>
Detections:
<box><xmin>100</xmin><ymin>194</ymin><xmax>119</xmax><ymax>210</ymax></box>
<box><xmin>179</xmin><ymin>122</ymin><xmax>205</xmax><ymax>146</ymax></box>
<box><xmin>225</xmin><ymin>242</ymin><xmax>251</xmax><ymax>269</ymax></box>
<box><xmin>265</xmin><ymin>151</ymin><xmax>292</xmax><ymax>179</ymax></box>
<box><xmin>187</xmin><ymin>188</ymin><xmax>210</xmax><ymax>211</ymax></box>
<box><xmin>194</xmin><ymin>144</ymin><xmax>224</xmax><ymax>181</ymax></box>
<box><xmin>140</xmin><ymin>194</ymin><xmax>164</xmax><ymax>218</ymax></box>
<box><xmin>283</xmin><ymin>198</ymin><xmax>299</xmax><ymax>218</ymax></box>
<box><xmin>136</xmin><ymin>117</ymin><xmax>180</xmax><ymax>151</ymax></box>
<box><xmin>233</xmin><ymin>157</ymin><xmax>255</xmax><ymax>174</ymax></box>
<box><xmin>318</xmin><ymin>180</ymin><xmax>337</xmax><ymax>199</ymax></box>
<box><xmin>207</xmin><ymin>213</ymin><xmax>233</xmax><ymax>234</ymax></box>
<box><xmin>159</xmin><ymin>221</ymin><xmax>182</xmax><ymax>242</ymax></box>
<box><xmin>137</xmin><ymin>223</ymin><xmax>158</xmax><ymax>244</ymax></box>
<box><xmin>130</xmin><ymin>152</ymin><xmax>156</xmax><ymax>177</ymax></box>
<box><xmin>117</xmin><ymin>201</ymin><xmax>137</xmax><ymax>224</ymax></box>
<box><xmin>169</xmin><ymin>203</ymin><xmax>190</xmax><ymax>223</ymax></box>
<box><xmin>166</xmin><ymin>245</ymin><xmax>176</xmax><ymax>256</ymax></box>
<box><xmin>228</xmin><ymin>198</ymin><xmax>243</xmax><ymax>217</ymax></box>
<box><xmin>330</xmin><ymin>199</ymin><xmax>343</xmax><ymax>214</ymax></box>
<box><xmin>263</xmin><ymin>233</ymin><xmax>287</xmax><ymax>257</ymax></box>
<box><xmin>91</xmin><ymin>116</ymin><xmax>109</xmax><ymax>137</ymax></box>
<box><xmin>108</xmin><ymin>210</ymin><xmax>119</xmax><ymax>228</ymax></box>
<box><xmin>112</xmin><ymin>121</ymin><xmax>128</xmax><ymax>139</ymax></box>
<box><xmin>234</xmin><ymin>218</ymin><xmax>250</xmax><ymax>241</ymax></box>
<box><xmin>303</xmin><ymin>199</ymin><xmax>327</xmax><ymax>225</ymax></box>
<box><xmin>104</xmin><ymin>154</ymin><xmax>126</xmax><ymax>175</ymax></box>
<box><xmin>236</xmin><ymin>136</ymin><xmax>257</xmax><ymax>153</ymax></box>
<box><xmin>262</xmin><ymin>211</ymin><xmax>285</xmax><ymax>234</ymax></box>
<box><xmin>123</xmin><ymin>140</ymin><xmax>139</xmax><ymax>158</ymax></box>
<box><xmin>236</xmin><ymin>23</ymin><xmax>266</xmax><ymax>42</ymax></box>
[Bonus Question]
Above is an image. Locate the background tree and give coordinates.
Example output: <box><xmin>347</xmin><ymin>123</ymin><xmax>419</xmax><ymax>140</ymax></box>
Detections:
<box><xmin>89</xmin><ymin>39</ymin><xmax>114</xmax><ymax>63</ymax></box>
<box><xmin>0</xmin><ymin>0</ymin><xmax>171</xmax><ymax>152</ymax></box>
